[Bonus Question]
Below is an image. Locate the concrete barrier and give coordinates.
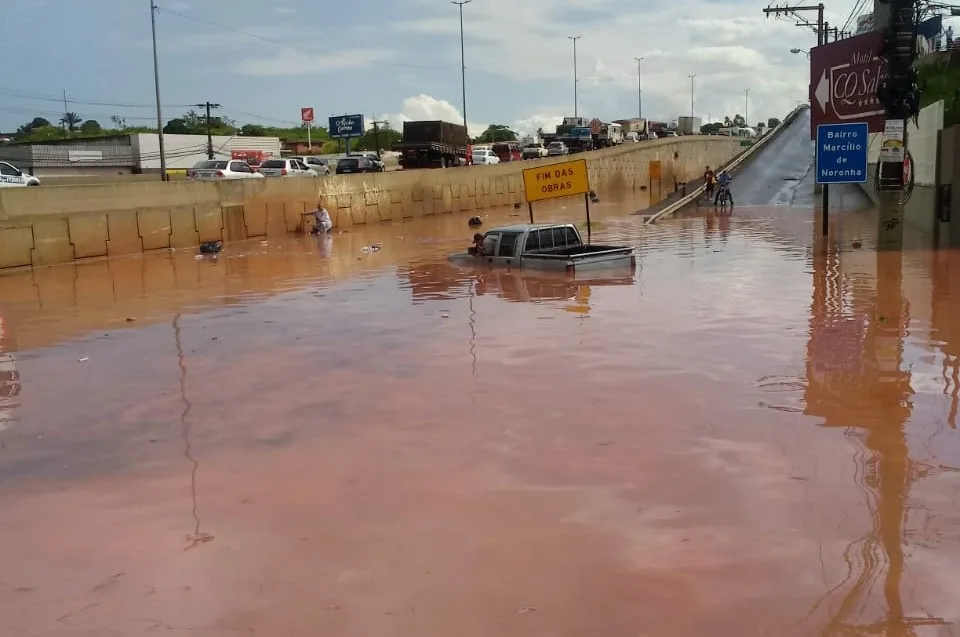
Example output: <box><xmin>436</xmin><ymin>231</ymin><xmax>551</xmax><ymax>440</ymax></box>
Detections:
<box><xmin>645</xmin><ymin>105</ymin><xmax>811</xmax><ymax>225</ymax></box>
<box><xmin>0</xmin><ymin>136</ymin><xmax>741</xmax><ymax>270</ymax></box>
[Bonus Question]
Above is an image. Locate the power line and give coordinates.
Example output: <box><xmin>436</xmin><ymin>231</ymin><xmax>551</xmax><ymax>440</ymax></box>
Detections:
<box><xmin>160</xmin><ymin>6</ymin><xmax>453</xmax><ymax>71</ymax></box>
<box><xmin>0</xmin><ymin>87</ymin><xmax>194</xmax><ymax>109</ymax></box>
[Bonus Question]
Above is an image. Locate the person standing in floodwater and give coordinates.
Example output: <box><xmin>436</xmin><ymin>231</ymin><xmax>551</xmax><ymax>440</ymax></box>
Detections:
<box><xmin>311</xmin><ymin>200</ymin><xmax>333</xmax><ymax>234</ymax></box>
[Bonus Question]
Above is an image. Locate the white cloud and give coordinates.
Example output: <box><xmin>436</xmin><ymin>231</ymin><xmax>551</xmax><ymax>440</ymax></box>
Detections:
<box><xmin>236</xmin><ymin>48</ymin><xmax>395</xmax><ymax>76</ymax></box>
<box><xmin>274</xmin><ymin>7</ymin><xmax>296</xmax><ymax>15</ymax></box>
<box><xmin>386</xmin><ymin>94</ymin><xmax>486</xmax><ymax>138</ymax></box>
<box><xmin>391</xmin><ymin>0</ymin><xmax>833</xmax><ymax>126</ymax></box>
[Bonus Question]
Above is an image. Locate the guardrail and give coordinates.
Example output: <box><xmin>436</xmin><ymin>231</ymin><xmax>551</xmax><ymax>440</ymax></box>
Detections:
<box><xmin>644</xmin><ymin>104</ymin><xmax>810</xmax><ymax>224</ymax></box>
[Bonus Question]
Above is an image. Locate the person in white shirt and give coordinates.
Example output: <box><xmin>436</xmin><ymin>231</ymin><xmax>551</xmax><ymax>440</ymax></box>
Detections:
<box><xmin>311</xmin><ymin>200</ymin><xmax>333</xmax><ymax>234</ymax></box>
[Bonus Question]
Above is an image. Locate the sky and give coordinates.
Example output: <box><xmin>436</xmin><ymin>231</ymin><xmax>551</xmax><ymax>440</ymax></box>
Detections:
<box><xmin>0</xmin><ymin>0</ymin><xmax>879</xmax><ymax>138</ymax></box>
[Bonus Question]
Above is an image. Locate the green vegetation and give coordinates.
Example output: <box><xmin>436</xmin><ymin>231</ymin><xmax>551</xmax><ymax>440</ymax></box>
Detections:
<box><xmin>475</xmin><ymin>124</ymin><xmax>517</xmax><ymax>143</ymax></box>
<box><xmin>919</xmin><ymin>54</ymin><xmax>960</xmax><ymax>125</ymax></box>
<box><xmin>767</xmin><ymin>117</ymin><xmax>781</xmax><ymax>128</ymax></box>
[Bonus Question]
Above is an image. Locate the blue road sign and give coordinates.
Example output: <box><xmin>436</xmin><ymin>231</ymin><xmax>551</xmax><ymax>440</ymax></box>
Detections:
<box><xmin>328</xmin><ymin>114</ymin><xmax>365</xmax><ymax>139</ymax></box>
<box><xmin>816</xmin><ymin>123</ymin><xmax>869</xmax><ymax>184</ymax></box>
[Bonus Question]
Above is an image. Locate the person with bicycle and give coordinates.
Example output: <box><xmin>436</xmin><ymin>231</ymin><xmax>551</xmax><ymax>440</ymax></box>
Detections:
<box><xmin>714</xmin><ymin>171</ymin><xmax>733</xmax><ymax>206</ymax></box>
<box><xmin>703</xmin><ymin>166</ymin><xmax>716</xmax><ymax>199</ymax></box>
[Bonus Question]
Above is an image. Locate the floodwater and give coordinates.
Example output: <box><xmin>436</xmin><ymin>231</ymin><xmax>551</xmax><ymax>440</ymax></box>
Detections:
<box><xmin>2</xmin><ymin>189</ymin><xmax>960</xmax><ymax>636</ymax></box>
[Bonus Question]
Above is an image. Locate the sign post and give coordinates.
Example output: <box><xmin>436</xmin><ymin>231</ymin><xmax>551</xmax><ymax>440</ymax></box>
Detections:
<box><xmin>815</xmin><ymin>122</ymin><xmax>869</xmax><ymax>236</ymax></box>
<box><xmin>521</xmin><ymin>158</ymin><xmax>592</xmax><ymax>241</ymax></box>
<box><xmin>301</xmin><ymin>107</ymin><xmax>314</xmax><ymax>149</ymax></box>
<box><xmin>328</xmin><ymin>114</ymin><xmax>365</xmax><ymax>155</ymax></box>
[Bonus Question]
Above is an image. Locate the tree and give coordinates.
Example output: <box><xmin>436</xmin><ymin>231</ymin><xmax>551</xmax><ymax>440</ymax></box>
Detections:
<box><xmin>60</xmin><ymin>112</ymin><xmax>82</xmax><ymax>132</ymax></box>
<box><xmin>476</xmin><ymin>124</ymin><xmax>517</xmax><ymax>143</ymax></box>
<box><xmin>110</xmin><ymin>115</ymin><xmax>127</xmax><ymax>130</ymax></box>
<box><xmin>162</xmin><ymin>118</ymin><xmax>193</xmax><ymax>134</ymax></box>
<box><xmin>15</xmin><ymin>117</ymin><xmax>52</xmax><ymax>138</ymax></box>
<box><xmin>15</xmin><ymin>125</ymin><xmax>64</xmax><ymax>142</ymax></box>
<box><xmin>352</xmin><ymin>124</ymin><xmax>402</xmax><ymax>153</ymax></box>
<box><xmin>767</xmin><ymin>117</ymin><xmax>781</xmax><ymax>128</ymax></box>
<box><xmin>79</xmin><ymin>120</ymin><xmax>103</xmax><ymax>134</ymax></box>
<box><xmin>732</xmin><ymin>113</ymin><xmax>746</xmax><ymax>127</ymax></box>
<box><xmin>723</xmin><ymin>116</ymin><xmax>733</xmax><ymax>127</ymax></box>
<box><xmin>240</xmin><ymin>124</ymin><xmax>266</xmax><ymax>137</ymax></box>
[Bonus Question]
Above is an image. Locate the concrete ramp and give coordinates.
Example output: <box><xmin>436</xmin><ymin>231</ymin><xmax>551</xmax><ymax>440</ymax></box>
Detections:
<box><xmin>729</xmin><ymin>110</ymin><xmax>872</xmax><ymax>210</ymax></box>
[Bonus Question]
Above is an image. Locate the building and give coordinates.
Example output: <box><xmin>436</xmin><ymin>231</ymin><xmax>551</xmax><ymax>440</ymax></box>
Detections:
<box><xmin>132</xmin><ymin>133</ymin><xmax>281</xmax><ymax>171</ymax></box>
<box><xmin>0</xmin><ymin>132</ymin><xmax>281</xmax><ymax>177</ymax></box>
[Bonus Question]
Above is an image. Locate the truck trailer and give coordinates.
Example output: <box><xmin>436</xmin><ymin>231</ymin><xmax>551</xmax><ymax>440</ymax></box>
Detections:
<box><xmin>677</xmin><ymin>116</ymin><xmax>702</xmax><ymax>135</ymax></box>
<box><xmin>393</xmin><ymin>120</ymin><xmax>469</xmax><ymax>169</ymax></box>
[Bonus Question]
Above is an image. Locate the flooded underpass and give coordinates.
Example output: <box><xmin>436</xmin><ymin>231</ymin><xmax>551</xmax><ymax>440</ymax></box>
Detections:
<box><xmin>4</xmin><ymin>125</ymin><xmax>960</xmax><ymax>635</ymax></box>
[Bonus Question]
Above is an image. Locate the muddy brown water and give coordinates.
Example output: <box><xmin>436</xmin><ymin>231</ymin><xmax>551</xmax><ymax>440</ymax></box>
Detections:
<box><xmin>2</xmin><ymin>195</ymin><xmax>960</xmax><ymax>636</ymax></box>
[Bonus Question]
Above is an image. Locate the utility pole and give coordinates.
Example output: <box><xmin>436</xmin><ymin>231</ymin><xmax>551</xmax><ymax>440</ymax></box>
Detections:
<box><xmin>569</xmin><ymin>36</ymin><xmax>582</xmax><ymax>118</ymax></box>
<box><xmin>149</xmin><ymin>0</ymin><xmax>167</xmax><ymax>181</ymax></box>
<box><xmin>688</xmin><ymin>74</ymin><xmax>696</xmax><ymax>118</ymax></box>
<box><xmin>762</xmin><ymin>4</ymin><xmax>826</xmax><ymax>45</ymax></box>
<box><xmin>744</xmin><ymin>88</ymin><xmax>750</xmax><ymax>128</ymax></box>
<box><xmin>452</xmin><ymin>0</ymin><xmax>471</xmax><ymax>151</ymax></box>
<box><xmin>876</xmin><ymin>0</ymin><xmax>920</xmax><ymax>199</ymax></box>
<box><xmin>196</xmin><ymin>102</ymin><xmax>221</xmax><ymax>160</ymax></box>
<box><xmin>633</xmin><ymin>57</ymin><xmax>644</xmax><ymax>120</ymax></box>
<box><xmin>370</xmin><ymin>119</ymin><xmax>387</xmax><ymax>159</ymax></box>
<box><xmin>61</xmin><ymin>89</ymin><xmax>69</xmax><ymax>138</ymax></box>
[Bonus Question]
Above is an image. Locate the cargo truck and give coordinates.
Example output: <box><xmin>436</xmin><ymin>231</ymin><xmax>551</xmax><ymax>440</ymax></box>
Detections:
<box><xmin>393</xmin><ymin>120</ymin><xmax>469</xmax><ymax>169</ymax></box>
<box><xmin>677</xmin><ymin>116</ymin><xmax>702</xmax><ymax>135</ymax></box>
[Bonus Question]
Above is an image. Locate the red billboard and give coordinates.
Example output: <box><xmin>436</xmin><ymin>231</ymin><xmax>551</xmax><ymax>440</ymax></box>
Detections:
<box><xmin>301</xmin><ymin>107</ymin><xmax>314</xmax><ymax>123</ymax></box>
<box><xmin>809</xmin><ymin>31</ymin><xmax>886</xmax><ymax>139</ymax></box>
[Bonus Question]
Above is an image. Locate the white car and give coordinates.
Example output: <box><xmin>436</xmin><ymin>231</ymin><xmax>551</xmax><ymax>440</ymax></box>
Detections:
<box><xmin>258</xmin><ymin>158</ymin><xmax>318</xmax><ymax>178</ymax></box>
<box><xmin>187</xmin><ymin>159</ymin><xmax>263</xmax><ymax>181</ymax></box>
<box><xmin>473</xmin><ymin>149</ymin><xmax>500</xmax><ymax>165</ymax></box>
<box><xmin>0</xmin><ymin>161</ymin><xmax>40</xmax><ymax>187</ymax></box>
<box><xmin>289</xmin><ymin>155</ymin><xmax>331</xmax><ymax>175</ymax></box>
<box><xmin>546</xmin><ymin>141</ymin><xmax>569</xmax><ymax>156</ymax></box>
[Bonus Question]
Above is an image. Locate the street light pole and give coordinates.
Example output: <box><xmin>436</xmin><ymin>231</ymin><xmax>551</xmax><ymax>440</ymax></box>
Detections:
<box><xmin>149</xmin><ymin>0</ymin><xmax>167</xmax><ymax>181</ymax></box>
<box><xmin>688</xmin><ymin>74</ymin><xmax>696</xmax><ymax>118</ymax></box>
<box><xmin>745</xmin><ymin>88</ymin><xmax>750</xmax><ymax>127</ymax></box>
<box><xmin>452</xmin><ymin>0</ymin><xmax>471</xmax><ymax>145</ymax></box>
<box><xmin>633</xmin><ymin>57</ymin><xmax>644</xmax><ymax>119</ymax></box>
<box><xmin>569</xmin><ymin>36</ymin><xmax>582</xmax><ymax>118</ymax></box>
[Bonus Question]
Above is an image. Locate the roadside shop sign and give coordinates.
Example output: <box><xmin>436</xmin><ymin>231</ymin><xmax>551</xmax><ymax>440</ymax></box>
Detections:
<box><xmin>328</xmin><ymin>114</ymin><xmax>364</xmax><ymax>139</ymax></box>
<box><xmin>301</xmin><ymin>107</ymin><xmax>314</xmax><ymax>123</ymax></box>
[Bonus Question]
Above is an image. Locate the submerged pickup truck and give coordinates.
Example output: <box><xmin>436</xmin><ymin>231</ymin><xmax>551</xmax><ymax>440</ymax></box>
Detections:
<box><xmin>450</xmin><ymin>223</ymin><xmax>635</xmax><ymax>273</ymax></box>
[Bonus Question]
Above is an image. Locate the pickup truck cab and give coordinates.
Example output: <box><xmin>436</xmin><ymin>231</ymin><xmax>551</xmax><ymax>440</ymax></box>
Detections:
<box><xmin>450</xmin><ymin>223</ymin><xmax>635</xmax><ymax>273</ymax></box>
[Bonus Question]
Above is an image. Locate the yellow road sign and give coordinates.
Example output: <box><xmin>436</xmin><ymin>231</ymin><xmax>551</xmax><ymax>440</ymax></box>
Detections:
<box><xmin>522</xmin><ymin>158</ymin><xmax>590</xmax><ymax>203</ymax></box>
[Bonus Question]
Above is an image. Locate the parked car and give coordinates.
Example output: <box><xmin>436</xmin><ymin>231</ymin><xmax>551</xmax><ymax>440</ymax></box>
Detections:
<box><xmin>472</xmin><ymin>148</ymin><xmax>500</xmax><ymax>165</ymax></box>
<box><xmin>335</xmin><ymin>156</ymin><xmax>381</xmax><ymax>174</ymax></box>
<box><xmin>0</xmin><ymin>161</ymin><xmax>39</xmax><ymax>187</ymax></box>
<box><xmin>349</xmin><ymin>152</ymin><xmax>385</xmax><ymax>171</ymax></box>
<box><xmin>289</xmin><ymin>155</ymin><xmax>330</xmax><ymax>175</ymax></box>
<box><xmin>187</xmin><ymin>159</ymin><xmax>264</xmax><ymax>181</ymax></box>
<box><xmin>258</xmin><ymin>158</ymin><xmax>317</xmax><ymax>178</ymax></box>
<box><xmin>546</xmin><ymin>141</ymin><xmax>569</xmax><ymax>156</ymax></box>
<box><xmin>521</xmin><ymin>143</ymin><xmax>548</xmax><ymax>159</ymax></box>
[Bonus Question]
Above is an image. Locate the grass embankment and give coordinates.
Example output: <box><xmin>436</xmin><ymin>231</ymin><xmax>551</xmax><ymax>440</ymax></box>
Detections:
<box><xmin>919</xmin><ymin>52</ymin><xmax>960</xmax><ymax>125</ymax></box>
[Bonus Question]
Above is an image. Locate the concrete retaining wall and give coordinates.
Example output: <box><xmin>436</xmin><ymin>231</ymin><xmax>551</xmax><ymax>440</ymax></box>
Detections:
<box><xmin>0</xmin><ymin>136</ymin><xmax>740</xmax><ymax>270</ymax></box>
